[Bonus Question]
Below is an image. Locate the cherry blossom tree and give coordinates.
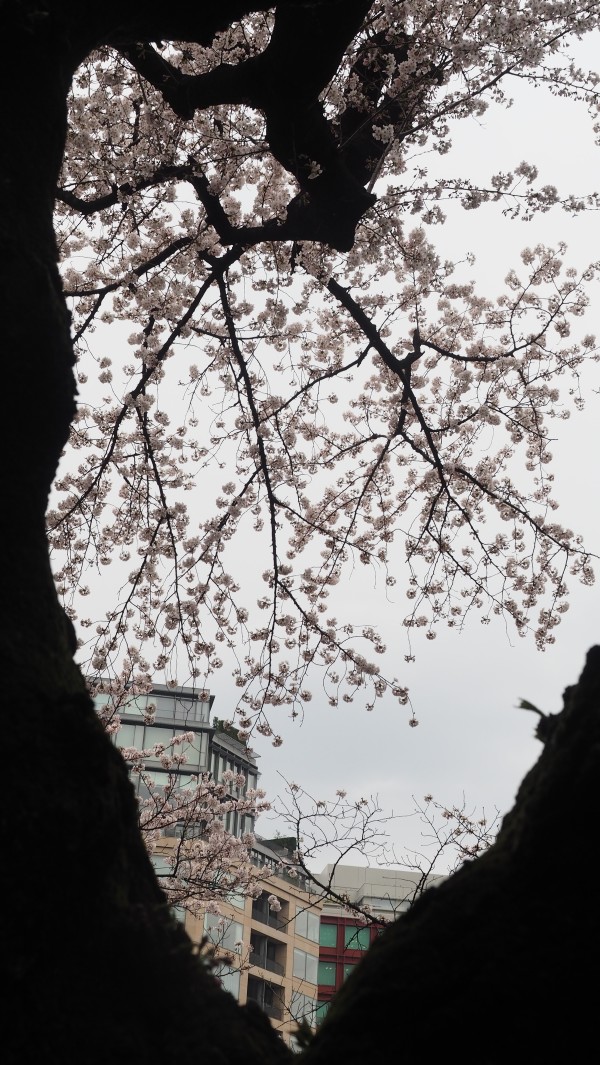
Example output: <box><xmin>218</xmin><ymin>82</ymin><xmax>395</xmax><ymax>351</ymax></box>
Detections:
<box><xmin>49</xmin><ymin>2</ymin><xmax>598</xmax><ymax>730</ymax></box>
<box><xmin>269</xmin><ymin>782</ymin><xmax>499</xmax><ymax>924</ymax></box>
<box><xmin>131</xmin><ymin>756</ymin><xmax>270</xmax><ymax>914</ymax></box>
<box><xmin>3</xmin><ymin>2</ymin><xmax>600</xmax><ymax>1062</ymax></box>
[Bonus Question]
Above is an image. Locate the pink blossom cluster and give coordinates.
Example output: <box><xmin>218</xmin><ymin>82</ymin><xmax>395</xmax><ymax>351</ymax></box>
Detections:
<box><xmin>49</xmin><ymin>1</ymin><xmax>598</xmax><ymax>742</ymax></box>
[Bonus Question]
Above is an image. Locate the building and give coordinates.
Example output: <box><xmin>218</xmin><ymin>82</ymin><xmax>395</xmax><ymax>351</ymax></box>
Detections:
<box><xmin>95</xmin><ymin>682</ymin><xmax>322</xmax><ymax>1050</ymax></box>
<box><xmin>95</xmin><ymin>684</ymin><xmax>259</xmax><ymax>837</ymax></box>
<box><xmin>315</xmin><ymin>864</ymin><xmax>443</xmax><ymax>1023</ymax></box>
<box><xmin>95</xmin><ymin>684</ymin><xmax>443</xmax><ymax>1044</ymax></box>
<box><xmin>183</xmin><ymin>837</ymin><xmax>323</xmax><ymax>1047</ymax></box>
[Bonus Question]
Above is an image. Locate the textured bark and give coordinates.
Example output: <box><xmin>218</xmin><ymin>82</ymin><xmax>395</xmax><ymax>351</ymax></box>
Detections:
<box><xmin>0</xmin><ymin>6</ymin><xmax>79</xmax><ymax>697</ymax></box>
<box><xmin>301</xmin><ymin>646</ymin><xmax>600</xmax><ymax>1065</ymax></box>
<box><xmin>0</xmin><ymin>7</ymin><xmax>291</xmax><ymax>1063</ymax></box>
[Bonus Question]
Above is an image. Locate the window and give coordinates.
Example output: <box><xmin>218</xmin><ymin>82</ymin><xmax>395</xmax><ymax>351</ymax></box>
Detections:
<box><xmin>316</xmin><ymin>1000</ymin><xmax>330</xmax><ymax>1025</ymax></box>
<box><xmin>289</xmin><ymin>992</ymin><xmax>317</xmax><ymax>1026</ymax></box>
<box><xmin>318</xmin><ymin>961</ymin><xmax>336</xmax><ymax>987</ymax></box>
<box><xmin>151</xmin><ymin>853</ymin><xmax>171</xmax><ymax>877</ymax></box>
<box><xmin>343</xmin><ymin>963</ymin><xmax>356</xmax><ymax>981</ymax></box>
<box><xmin>293</xmin><ymin>948</ymin><xmax>318</xmax><ymax>984</ymax></box>
<box><xmin>118</xmin><ymin>721</ymin><xmax>144</xmax><ymax>751</ymax></box>
<box><xmin>225</xmin><ymin>809</ymin><xmax>240</xmax><ymax>836</ymax></box>
<box><xmin>295</xmin><ymin>908</ymin><xmax>320</xmax><ymax>943</ymax></box>
<box><xmin>144</xmin><ymin>725</ymin><xmax>172</xmax><ymax>761</ymax></box>
<box><xmin>218</xmin><ymin>966</ymin><xmax>241</xmax><ymax>999</ymax></box>
<box><xmin>205</xmin><ymin>913</ymin><xmax>243</xmax><ymax>954</ymax></box>
<box><xmin>250</xmin><ymin>931</ymin><xmax>285</xmax><ymax>976</ymax></box>
<box><xmin>251</xmin><ymin>891</ymin><xmax>286</xmax><ymax>928</ymax></box>
<box><xmin>247</xmin><ymin>977</ymin><xmax>284</xmax><ymax>1020</ymax></box>
<box><xmin>319</xmin><ymin>923</ymin><xmax>337</xmax><ymax>948</ymax></box>
<box><xmin>343</xmin><ymin>925</ymin><xmax>370</xmax><ymax>951</ymax></box>
<box><xmin>226</xmin><ymin>890</ymin><xmax>246</xmax><ymax>910</ymax></box>
<box><xmin>187</xmin><ymin>729</ymin><xmax>208</xmax><ymax>770</ymax></box>
<box><xmin>104</xmin><ymin>693</ymin><xmax>147</xmax><ymax>718</ymax></box>
<box><xmin>241</xmin><ymin>814</ymin><xmax>255</xmax><ymax>836</ymax></box>
<box><xmin>137</xmin><ymin>768</ymin><xmax>168</xmax><ymax>801</ymax></box>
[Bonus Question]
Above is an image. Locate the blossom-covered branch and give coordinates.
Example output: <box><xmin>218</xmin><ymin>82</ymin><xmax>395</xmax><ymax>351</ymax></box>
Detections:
<box><xmin>49</xmin><ymin>1</ymin><xmax>600</xmax><ymax>734</ymax></box>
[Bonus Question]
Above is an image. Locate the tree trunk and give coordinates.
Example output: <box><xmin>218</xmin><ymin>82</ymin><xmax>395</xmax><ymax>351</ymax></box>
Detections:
<box><xmin>0</xmin><ymin>15</ymin><xmax>289</xmax><ymax>1065</ymax></box>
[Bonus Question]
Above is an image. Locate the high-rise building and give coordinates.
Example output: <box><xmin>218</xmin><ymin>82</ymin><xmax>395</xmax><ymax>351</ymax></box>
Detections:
<box><xmin>95</xmin><ymin>684</ymin><xmax>259</xmax><ymax>836</ymax></box>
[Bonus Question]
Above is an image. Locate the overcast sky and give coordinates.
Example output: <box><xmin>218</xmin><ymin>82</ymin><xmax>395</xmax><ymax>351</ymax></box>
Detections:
<box><xmin>226</xmin><ymin>44</ymin><xmax>600</xmax><ymax>872</ymax></box>
<box><xmin>65</xmin><ymin>35</ymin><xmax>600</xmax><ymax>876</ymax></box>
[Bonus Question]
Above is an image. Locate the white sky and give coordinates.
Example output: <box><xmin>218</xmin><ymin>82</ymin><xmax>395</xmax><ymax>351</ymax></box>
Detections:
<box><xmin>232</xmin><ymin>48</ymin><xmax>600</xmax><ymax>870</ymax></box>
<box><xmin>63</xmin><ymin>35</ymin><xmax>600</xmax><ymax>875</ymax></box>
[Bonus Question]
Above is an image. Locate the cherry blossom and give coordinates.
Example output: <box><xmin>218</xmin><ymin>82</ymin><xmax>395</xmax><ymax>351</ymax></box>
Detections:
<box><xmin>48</xmin><ymin>1</ymin><xmax>600</xmax><ymax>740</ymax></box>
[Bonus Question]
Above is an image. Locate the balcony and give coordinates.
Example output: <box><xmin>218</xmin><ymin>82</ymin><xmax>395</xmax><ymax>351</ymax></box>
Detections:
<box><xmin>251</xmin><ymin>908</ymin><xmax>286</xmax><ymax>931</ymax></box>
<box><xmin>250</xmin><ymin>848</ymin><xmax>312</xmax><ymax>892</ymax></box>
<box><xmin>251</xmin><ymin>892</ymin><xmax>288</xmax><ymax>931</ymax></box>
<box><xmin>246</xmin><ymin>976</ymin><xmax>284</xmax><ymax>1021</ymax></box>
<box><xmin>249</xmin><ymin>950</ymin><xmax>285</xmax><ymax>977</ymax></box>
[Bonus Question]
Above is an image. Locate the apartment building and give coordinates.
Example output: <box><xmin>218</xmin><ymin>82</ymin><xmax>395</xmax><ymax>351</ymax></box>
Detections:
<box><xmin>182</xmin><ymin>837</ymin><xmax>323</xmax><ymax>1047</ymax></box>
<box><xmin>96</xmin><ymin>682</ymin><xmax>322</xmax><ymax>1050</ymax></box>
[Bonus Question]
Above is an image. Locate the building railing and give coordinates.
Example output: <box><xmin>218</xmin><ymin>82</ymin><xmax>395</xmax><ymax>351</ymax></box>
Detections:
<box><xmin>149</xmin><ymin>694</ymin><xmax>211</xmax><ymax>725</ymax></box>
<box><xmin>246</xmin><ymin>991</ymin><xmax>283</xmax><ymax>1021</ymax></box>
<box><xmin>250</xmin><ymin>849</ymin><xmax>312</xmax><ymax>893</ymax></box>
<box><xmin>249</xmin><ymin>951</ymin><xmax>285</xmax><ymax>976</ymax></box>
<box><xmin>251</xmin><ymin>906</ymin><xmax>287</xmax><ymax>931</ymax></box>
